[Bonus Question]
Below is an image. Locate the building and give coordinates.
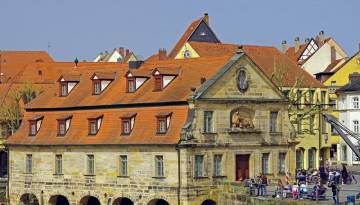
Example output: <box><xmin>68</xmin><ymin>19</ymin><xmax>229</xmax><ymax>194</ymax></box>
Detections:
<box><xmin>168</xmin><ymin>15</ymin><xmax>331</xmax><ymax>170</ymax></box>
<box><xmin>93</xmin><ymin>47</ymin><xmax>138</xmax><ymax>63</ymax></box>
<box><xmin>336</xmin><ymin>73</ymin><xmax>360</xmax><ymax>165</ymax></box>
<box><xmin>283</xmin><ymin>31</ymin><xmax>348</xmax><ymax>76</ymax></box>
<box><xmin>323</xmin><ymin>48</ymin><xmax>360</xmax><ymax>164</ymax></box>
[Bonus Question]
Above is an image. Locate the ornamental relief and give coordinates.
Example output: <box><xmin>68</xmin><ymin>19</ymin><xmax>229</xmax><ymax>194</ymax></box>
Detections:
<box><xmin>231</xmin><ymin>108</ymin><xmax>254</xmax><ymax>129</ymax></box>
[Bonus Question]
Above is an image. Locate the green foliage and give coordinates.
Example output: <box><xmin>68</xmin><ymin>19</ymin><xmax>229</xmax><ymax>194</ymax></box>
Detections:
<box><xmin>0</xmin><ymin>84</ymin><xmax>41</xmax><ymax>135</ymax></box>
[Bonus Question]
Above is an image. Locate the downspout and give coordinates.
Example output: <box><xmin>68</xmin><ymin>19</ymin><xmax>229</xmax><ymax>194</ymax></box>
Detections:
<box><xmin>176</xmin><ymin>146</ymin><xmax>181</xmax><ymax>205</ymax></box>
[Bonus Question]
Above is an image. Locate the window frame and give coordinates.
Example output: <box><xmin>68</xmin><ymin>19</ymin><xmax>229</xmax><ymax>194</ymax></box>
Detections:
<box><xmin>278</xmin><ymin>152</ymin><xmax>286</xmax><ymax>174</ymax></box>
<box><xmin>353</xmin><ymin>97</ymin><xmax>359</xmax><ymax>109</ymax></box>
<box><xmin>93</xmin><ymin>80</ymin><xmax>102</xmax><ymax>95</ymax></box>
<box><xmin>155</xmin><ymin>155</ymin><xmax>164</xmax><ymax>178</ymax></box>
<box><xmin>60</xmin><ymin>82</ymin><xmax>68</xmax><ymax>97</ymax></box>
<box><xmin>119</xmin><ymin>155</ymin><xmax>128</xmax><ymax>177</ymax></box>
<box><xmin>203</xmin><ymin>111</ymin><xmax>214</xmax><ymax>133</ymax></box>
<box><xmin>354</xmin><ymin>120</ymin><xmax>359</xmax><ymax>133</ymax></box>
<box><xmin>213</xmin><ymin>154</ymin><xmax>222</xmax><ymax>177</ymax></box>
<box><xmin>127</xmin><ymin>78</ymin><xmax>136</xmax><ymax>93</ymax></box>
<box><xmin>86</xmin><ymin>154</ymin><xmax>95</xmax><ymax>176</ymax></box>
<box><xmin>269</xmin><ymin>111</ymin><xmax>278</xmax><ymax>133</ymax></box>
<box><xmin>55</xmin><ymin>154</ymin><xmax>63</xmax><ymax>175</ymax></box>
<box><xmin>261</xmin><ymin>153</ymin><xmax>270</xmax><ymax>174</ymax></box>
<box><xmin>25</xmin><ymin>154</ymin><xmax>33</xmax><ymax>174</ymax></box>
<box><xmin>157</xmin><ymin>117</ymin><xmax>167</xmax><ymax>134</ymax></box>
<box><xmin>57</xmin><ymin>120</ymin><xmax>66</xmax><ymax>136</ymax></box>
<box><xmin>194</xmin><ymin>155</ymin><xmax>205</xmax><ymax>178</ymax></box>
<box><xmin>29</xmin><ymin>120</ymin><xmax>37</xmax><ymax>136</ymax></box>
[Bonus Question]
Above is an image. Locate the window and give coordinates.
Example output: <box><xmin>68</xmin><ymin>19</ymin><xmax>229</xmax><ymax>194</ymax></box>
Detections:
<box><xmin>213</xmin><ymin>154</ymin><xmax>222</xmax><ymax>177</ymax></box>
<box><xmin>321</xmin><ymin>91</ymin><xmax>327</xmax><ymax>108</ymax></box>
<box><xmin>308</xmin><ymin>115</ymin><xmax>315</xmax><ymax>134</ymax></box>
<box><xmin>330</xmin><ymin>99</ymin><xmax>337</xmax><ymax>110</ymax></box>
<box><xmin>122</xmin><ymin>119</ymin><xmax>130</xmax><ymax>134</ymax></box>
<box><xmin>270</xmin><ymin>111</ymin><xmax>278</xmax><ymax>132</ymax></box>
<box><xmin>158</xmin><ymin>118</ymin><xmax>167</xmax><ymax>133</ymax></box>
<box><xmin>60</xmin><ymin>83</ymin><xmax>68</xmax><ymax>97</ymax></box>
<box><xmin>155</xmin><ymin>155</ymin><xmax>164</xmax><ymax>177</ymax></box>
<box><xmin>28</xmin><ymin>117</ymin><xmax>43</xmax><ymax>136</ymax></box>
<box><xmin>89</xmin><ymin>120</ymin><xmax>97</xmax><ymax>135</ymax></box>
<box><xmin>58</xmin><ymin>120</ymin><xmax>66</xmax><ymax>135</ymax></box>
<box><xmin>203</xmin><ymin>111</ymin><xmax>213</xmax><ymax>133</ymax></box>
<box><xmin>184</xmin><ymin>50</ymin><xmax>191</xmax><ymax>58</ymax></box>
<box><xmin>297</xmin><ymin>114</ymin><xmax>302</xmax><ymax>134</ymax></box>
<box><xmin>331</xmin><ymin>81</ymin><xmax>336</xmax><ymax>86</ymax></box>
<box><xmin>119</xmin><ymin>155</ymin><xmax>127</xmax><ymax>176</ymax></box>
<box><xmin>93</xmin><ymin>80</ymin><xmax>101</xmax><ymax>95</ymax></box>
<box><xmin>55</xmin><ymin>154</ymin><xmax>62</xmax><ymax>175</ymax></box>
<box><xmin>261</xmin><ymin>153</ymin><xmax>270</xmax><ymax>174</ymax></box>
<box><xmin>156</xmin><ymin>112</ymin><xmax>171</xmax><ymax>134</ymax></box>
<box><xmin>342</xmin><ymin>145</ymin><xmax>347</xmax><ymax>161</ymax></box>
<box><xmin>308</xmin><ymin>148</ymin><xmax>316</xmax><ymax>169</ymax></box>
<box><xmin>331</xmin><ymin>125</ymin><xmax>338</xmax><ymax>135</ymax></box>
<box><xmin>279</xmin><ymin>153</ymin><xmax>286</xmax><ymax>174</ymax></box>
<box><xmin>195</xmin><ymin>155</ymin><xmax>204</xmax><ymax>177</ymax></box>
<box><xmin>154</xmin><ymin>76</ymin><xmax>163</xmax><ymax>91</ymax></box>
<box><xmin>353</xmin><ymin>97</ymin><xmax>359</xmax><ymax>109</ymax></box>
<box><xmin>309</xmin><ymin>90</ymin><xmax>315</xmax><ymax>104</ymax></box>
<box><xmin>29</xmin><ymin>121</ymin><xmax>37</xmax><ymax>136</ymax></box>
<box><xmin>296</xmin><ymin>149</ymin><xmax>304</xmax><ymax>169</ymax></box>
<box><xmin>87</xmin><ymin>154</ymin><xmax>95</xmax><ymax>175</ymax></box>
<box><xmin>25</xmin><ymin>154</ymin><xmax>32</xmax><ymax>173</ymax></box>
<box><xmin>282</xmin><ymin>90</ymin><xmax>290</xmax><ymax>99</ymax></box>
<box><xmin>127</xmin><ymin>78</ymin><xmax>136</xmax><ymax>93</ymax></box>
<box><xmin>88</xmin><ymin>116</ymin><xmax>102</xmax><ymax>135</ymax></box>
<box><xmin>354</xmin><ymin>120</ymin><xmax>359</xmax><ymax>133</ymax></box>
<box><xmin>296</xmin><ymin>90</ymin><xmax>302</xmax><ymax>109</ymax></box>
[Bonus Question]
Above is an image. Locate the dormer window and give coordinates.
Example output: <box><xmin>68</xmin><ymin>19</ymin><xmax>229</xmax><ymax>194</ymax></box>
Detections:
<box><xmin>152</xmin><ymin>68</ymin><xmax>180</xmax><ymax>91</ymax></box>
<box><xmin>88</xmin><ymin>114</ymin><xmax>103</xmax><ymax>135</ymax></box>
<box><xmin>57</xmin><ymin>115</ymin><xmax>72</xmax><ymax>136</ymax></box>
<box><xmin>121</xmin><ymin>112</ymin><xmax>136</xmax><ymax>135</ymax></box>
<box><xmin>156</xmin><ymin>112</ymin><xmax>172</xmax><ymax>134</ymax></box>
<box><xmin>28</xmin><ymin>116</ymin><xmax>43</xmax><ymax>136</ymax></box>
<box><xmin>91</xmin><ymin>72</ymin><xmax>116</xmax><ymax>95</ymax></box>
<box><xmin>125</xmin><ymin>70</ymin><xmax>149</xmax><ymax>93</ymax></box>
<box><xmin>58</xmin><ymin>74</ymin><xmax>80</xmax><ymax>97</ymax></box>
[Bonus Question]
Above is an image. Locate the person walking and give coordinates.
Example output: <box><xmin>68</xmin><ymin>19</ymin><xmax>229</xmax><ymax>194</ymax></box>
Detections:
<box><xmin>328</xmin><ymin>180</ymin><xmax>340</xmax><ymax>204</ymax></box>
<box><xmin>261</xmin><ymin>174</ymin><xmax>268</xmax><ymax>197</ymax></box>
<box><xmin>256</xmin><ymin>173</ymin><xmax>262</xmax><ymax>196</ymax></box>
<box><xmin>341</xmin><ymin>164</ymin><xmax>348</xmax><ymax>184</ymax></box>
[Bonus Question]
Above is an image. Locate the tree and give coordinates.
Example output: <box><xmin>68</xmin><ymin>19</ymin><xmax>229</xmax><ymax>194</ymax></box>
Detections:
<box><xmin>0</xmin><ymin>84</ymin><xmax>41</xmax><ymax>136</ymax></box>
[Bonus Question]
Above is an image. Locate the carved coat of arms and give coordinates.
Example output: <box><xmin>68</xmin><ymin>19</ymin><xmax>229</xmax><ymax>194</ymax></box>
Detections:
<box><xmin>237</xmin><ymin>70</ymin><xmax>248</xmax><ymax>93</ymax></box>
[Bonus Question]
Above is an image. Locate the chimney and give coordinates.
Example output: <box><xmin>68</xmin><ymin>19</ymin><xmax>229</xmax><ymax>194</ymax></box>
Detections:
<box><xmin>305</xmin><ymin>38</ymin><xmax>310</xmax><ymax>43</ymax></box>
<box><xmin>331</xmin><ymin>46</ymin><xmax>336</xmax><ymax>63</ymax></box>
<box><xmin>119</xmin><ymin>47</ymin><xmax>125</xmax><ymax>57</ymax></box>
<box><xmin>158</xmin><ymin>48</ymin><xmax>167</xmax><ymax>60</ymax></box>
<box><xmin>125</xmin><ymin>49</ymin><xmax>130</xmax><ymax>57</ymax></box>
<box><xmin>281</xmin><ymin>40</ymin><xmax>287</xmax><ymax>53</ymax></box>
<box><xmin>236</xmin><ymin>45</ymin><xmax>244</xmax><ymax>54</ymax></box>
<box><xmin>203</xmin><ymin>13</ymin><xmax>209</xmax><ymax>24</ymax></box>
<box><xmin>318</xmin><ymin>31</ymin><xmax>325</xmax><ymax>46</ymax></box>
<box><xmin>294</xmin><ymin>37</ymin><xmax>300</xmax><ymax>53</ymax></box>
<box><xmin>349</xmin><ymin>72</ymin><xmax>360</xmax><ymax>83</ymax></box>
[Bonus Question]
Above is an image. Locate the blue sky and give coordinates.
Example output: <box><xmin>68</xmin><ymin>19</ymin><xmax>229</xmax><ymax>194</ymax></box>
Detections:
<box><xmin>1</xmin><ymin>0</ymin><xmax>359</xmax><ymax>61</ymax></box>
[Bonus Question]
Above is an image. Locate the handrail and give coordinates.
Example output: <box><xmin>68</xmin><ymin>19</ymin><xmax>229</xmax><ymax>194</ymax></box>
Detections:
<box><xmin>323</xmin><ymin>114</ymin><xmax>360</xmax><ymax>158</ymax></box>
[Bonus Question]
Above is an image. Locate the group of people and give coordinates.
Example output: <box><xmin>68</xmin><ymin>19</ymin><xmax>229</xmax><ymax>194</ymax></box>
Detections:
<box><xmin>246</xmin><ymin>173</ymin><xmax>268</xmax><ymax>197</ymax></box>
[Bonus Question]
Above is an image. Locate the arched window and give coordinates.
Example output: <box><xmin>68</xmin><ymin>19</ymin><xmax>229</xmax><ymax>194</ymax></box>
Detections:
<box><xmin>308</xmin><ymin>148</ymin><xmax>316</xmax><ymax>169</ymax></box>
<box><xmin>296</xmin><ymin>148</ymin><xmax>304</xmax><ymax>169</ymax></box>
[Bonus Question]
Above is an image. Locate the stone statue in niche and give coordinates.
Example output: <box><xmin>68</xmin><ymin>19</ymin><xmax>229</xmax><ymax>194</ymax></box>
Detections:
<box><xmin>231</xmin><ymin>110</ymin><xmax>254</xmax><ymax>129</ymax></box>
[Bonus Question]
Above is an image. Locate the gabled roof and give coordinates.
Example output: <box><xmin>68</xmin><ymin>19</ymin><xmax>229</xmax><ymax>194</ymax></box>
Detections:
<box><xmin>285</xmin><ymin>38</ymin><xmax>331</xmax><ymax>63</ymax></box>
<box><xmin>168</xmin><ymin>14</ymin><xmax>220</xmax><ymax>58</ymax></box>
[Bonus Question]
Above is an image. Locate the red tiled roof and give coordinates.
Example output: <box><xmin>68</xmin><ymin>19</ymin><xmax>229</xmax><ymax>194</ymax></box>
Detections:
<box><xmin>0</xmin><ymin>51</ymin><xmax>54</xmax><ymax>64</ymax></box>
<box><xmin>6</xmin><ymin>106</ymin><xmax>188</xmax><ymax>145</ymax></box>
<box><xmin>285</xmin><ymin>38</ymin><xmax>331</xmax><ymax>63</ymax></box>
<box><xmin>323</xmin><ymin>58</ymin><xmax>345</xmax><ymax>73</ymax></box>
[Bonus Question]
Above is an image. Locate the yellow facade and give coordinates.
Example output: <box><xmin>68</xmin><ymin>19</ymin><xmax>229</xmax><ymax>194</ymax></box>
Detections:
<box><xmin>324</xmin><ymin>51</ymin><xmax>360</xmax><ymax>162</ymax></box>
<box><xmin>282</xmin><ymin>87</ymin><xmax>331</xmax><ymax>170</ymax></box>
<box><xmin>174</xmin><ymin>43</ymin><xmax>200</xmax><ymax>59</ymax></box>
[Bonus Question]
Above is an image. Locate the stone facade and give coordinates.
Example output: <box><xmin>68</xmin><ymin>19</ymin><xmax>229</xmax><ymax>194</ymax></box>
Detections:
<box><xmin>8</xmin><ymin>53</ymin><xmax>297</xmax><ymax>205</ymax></box>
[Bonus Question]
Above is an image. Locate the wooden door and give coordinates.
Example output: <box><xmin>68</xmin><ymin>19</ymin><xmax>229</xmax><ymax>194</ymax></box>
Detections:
<box><xmin>236</xmin><ymin>154</ymin><xmax>250</xmax><ymax>181</ymax></box>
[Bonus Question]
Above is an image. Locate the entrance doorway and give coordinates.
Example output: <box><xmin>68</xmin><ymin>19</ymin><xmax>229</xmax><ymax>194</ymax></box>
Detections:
<box><xmin>236</xmin><ymin>154</ymin><xmax>250</xmax><ymax>181</ymax></box>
